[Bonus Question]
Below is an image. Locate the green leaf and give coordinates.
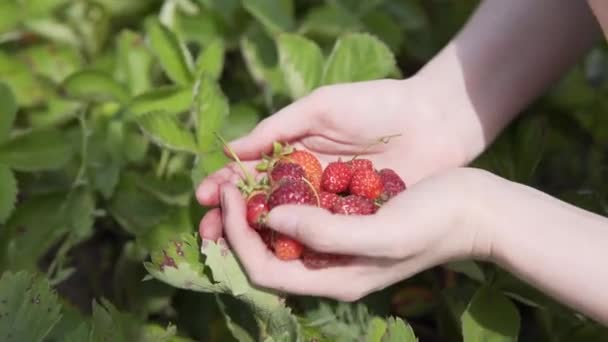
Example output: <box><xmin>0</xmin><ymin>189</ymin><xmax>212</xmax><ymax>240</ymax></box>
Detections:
<box><xmin>0</xmin><ymin>1</ymin><xmax>20</xmax><ymax>34</ymax></box>
<box><xmin>117</xmin><ymin>30</ymin><xmax>154</xmax><ymax>95</ymax></box>
<box><xmin>65</xmin><ymin>2</ymin><xmax>110</xmax><ymax>56</ymax></box>
<box><xmin>443</xmin><ymin>260</ymin><xmax>486</xmax><ymax>283</ymax></box>
<box><xmin>136</xmin><ymin>111</ymin><xmax>198</xmax><ymax>153</ymax></box>
<box><xmin>17</xmin><ymin>44</ymin><xmax>83</xmax><ymax>84</ymax></box>
<box><xmin>0</xmin><ymin>271</ymin><xmax>62</xmax><ymax>342</ymax></box>
<box><xmin>0</xmin><ymin>52</ymin><xmax>53</xmax><ymax>107</ymax></box>
<box><xmin>240</xmin><ymin>23</ymin><xmax>287</xmax><ymax>95</ymax></box>
<box><xmin>191</xmin><ymin>151</ymin><xmax>230</xmax><ymax>186</ymax></box>
<box><xmin>22</xmin><ymin>19</ymin><xmax>79</xmax><ymax>46</ymax></box>
<box><xmin>0</xmin><ymin>129</ymin><xmax>72</xmax><ymax>171</ymax></box>
<box><xmin>461</xmin><ymin>286</ymin><xmax>520</xmax><ymax>342</ymax></box>
<box><xmin>221</xmin><ymin>103</ymin><xmax>260</xmax><ymax>141</ymax></box>
<box><xmin>361</xmin><ymin>11</ymin><xmax>404</xmax><ymax>52</ymax></box>
<box><xmin>382</xmin><ymin>317</ymin><xmax>417</xmax><ymax>342</ymax></box>
<box><xmin>299</xmin><ymin>3</ymin><xmax>362</xmax><ymax>38</ymax></box>
<box><xmin>0</xmin><ymin>82</ymin><xmax>17</xmax><ymax>143</ymax></box>
<box><xmin>195</xmin><ymin>38</ymin><xmax>225</xmax><ymax>80</ymax></box>
<box><xmin>126</xmin><ymin>86</ymin><xmax>193</xmax><ymax>118</ymax></box>
<box><xmin>215</xmin><ymin>295</ymin><xmax>257</xmax><ymax>342</ymax></box>
<box><xmin>135</xmin><ymin>173</ymin><xmax>193</xmax><ymax>207</ymax></box>
<box><xmin>365</xmin><ymin>317</ymin><xmax>388</xmax><ymax>342</ymax></box>
<box><xmin>65</xmin><ymin>188</ymin><xmax>96</xmax><ymax>242</ymax></box>
<box><xmin>192</xmin><ymin>76</ymin><xmax>229</xmax><ymax>152</ymax></box>
<box><xmin>243</xmin><ymin>0</ymin><xmax>294</xmax><ymax>35</ymax></box>
<box><xmin>276</xmin><ymin>33</ymin><xmax>324</xmax><ymax>99</ymax></box>
<box><xmin>62</xmin><ymin>70</ymin><xmax>130</xmax><ymax>103</ymax></box>
<box><xmin>322</xmin><ymin>33</ymin><xmax>396</xmax><ymax>85</ymax></box>
<box><xmin>0</xmin><ymin>164</ymin><xmax>17</xmax><ymax>224</ymax></box>
<box><xmin>146</xmin><ymin>19</ymin><xmax>193</xmax><ymax>86</ymax></box>
<box><xmin>108</xmin><ymin>173</ymin><xmax>173</xmax><ymax>236</ymax></box>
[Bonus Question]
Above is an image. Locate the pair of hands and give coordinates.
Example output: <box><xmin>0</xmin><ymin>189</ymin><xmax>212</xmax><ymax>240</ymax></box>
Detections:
<box><xmin>196</xmin><ymin>78</ymin><xmax>497</xmax><ymax>300</ymax></box>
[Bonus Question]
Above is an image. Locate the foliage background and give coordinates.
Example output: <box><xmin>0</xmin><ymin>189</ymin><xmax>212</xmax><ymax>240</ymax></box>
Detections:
<box><xmin>1</xmin><ymin>0</ymin><xmax>608</xmax><ymax>341</ymax></box>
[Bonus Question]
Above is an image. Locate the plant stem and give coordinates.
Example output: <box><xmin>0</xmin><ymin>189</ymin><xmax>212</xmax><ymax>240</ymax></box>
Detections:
<box><xmin>156</xmin><ymin>149</ymin><xmax>170</xmax><ymax>179</ymax></box>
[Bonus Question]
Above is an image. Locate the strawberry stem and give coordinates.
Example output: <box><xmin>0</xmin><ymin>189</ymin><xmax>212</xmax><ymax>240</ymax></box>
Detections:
<box><xmin>351</xmin><ymin>133</ymin><xmax>403</xmax><ymax>161</ymax></box>
<box><xmin>301</xmin><ymin>177</ymin><xmax>321</xmax><ymax>207</ymax></box>
<box><xmin>214</xmin><ymin>132</ymin><xmax>256</xmax><ymax>190</ymax></box>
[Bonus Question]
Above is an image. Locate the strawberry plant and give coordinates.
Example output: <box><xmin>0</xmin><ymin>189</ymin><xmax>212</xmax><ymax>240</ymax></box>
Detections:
<box><xmin>1</xmin><ymin>0</ymin><xmax>608</xmax><ymax>341</ymax></box>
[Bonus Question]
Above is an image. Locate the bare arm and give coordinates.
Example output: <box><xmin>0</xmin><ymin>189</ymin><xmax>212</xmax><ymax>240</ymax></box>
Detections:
<box><xmin>417</xmin><ymin>0</ymin><xmax>600</xmax><ymax>163</ymax></box>
<box><xmin>483</xmin><ymin>177</ymin><xmax>608</xmax><ymax>325</ymax></box>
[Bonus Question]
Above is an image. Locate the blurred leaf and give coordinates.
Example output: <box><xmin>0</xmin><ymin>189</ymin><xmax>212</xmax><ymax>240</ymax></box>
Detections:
<box><xmin>62</xmin><ymin>70</ymin><xmax>130</xmax><ymax>103</ymax></box>
<box><xmin>461</xmin><ymin>286</ymin><xmax>520</xmax><ymax>342</ymax></box>
<box><xmin>191</xmin><ymin>151</ymin><xmax>230</xmax><ymax>186</ymax></box>
<box><xmin>22</xmin><ymin>19</ymin><xmax>79</xmax><ymax>46</ymax></box>
<box><xmin>0</xmin><ymin>52</ymin><xmax>52</xmax><ymax>107</ymax></box>
<box><xmin>135</xmin><ymin>173</ymin><xmax>193</xmax><ymax>207</ymax></box>
<box><xmin>391</xmin><ymin>286</ymin><xmax>435</xmax><ymax>318</ymax></box>
<box><xmin>192</xmin><ymin>76</ymin><xmax>229</xmax><ymax>152</ymax></box>
<box><xmin>0</xmin><ymin>165</ymin><xmax>17</xmax><ymax>224</ymax></box>
<box><xmin>136</xmin><ymin>111</ymin><xmax>198</xmax><ymax>153</ymax></box>
<box><xmin>25</xmin><ymin>0</ymin><xmax>71</xmax><ymax>18</ymax></box>
<box><xmin>381</xmin><ymin>317</ymin><xmax>417</xmax><ymax>342</ymax></box>
<box><xmin>215</xmin><ymin>295</ymin><xmax>257</xmax><ymax>342</ymax></box>
<box><xmin>322</xmin><ymin>33</ymin><xmax>396</xmax><ymax>84</ymax></box>
<box><xmin>243</xmin><ymin>0</ymin><xmax>294</xmax><ymax>35</ymax></box>
<box><xmin>17</xmin><ymin>44</ymin><xmax>83</xmax><ymax>84</ymax></box>
<box><xmin>222</xmin><ymin>104</ymin><xmax>260</xmax><ymax>141</ymax></box>
<box><xmin>195</xmin><ymin>38</ymin><xmax>225</xmax><ymax>80</ymax></box>
<box><xmin>0</xmin><ymin>1</ymin><xmax>20</xmax><ymax>34</ymax></box>
<box><xmin>27</xmin><ymin>97</ymin><xmax>82</xmax><ymax>128</ymax></box>
<box><xmin>108</xmin><ymin>173</ymin><xmax>173</xmax><ymax>236</ymax></box>
<box><xmin>2</xmin><ymin>192</ymin><xmax>69</xmax><ymax>271</ymax></box>
<box><xmin>277</xmin><ymin>33</ymin><xmax>324</xmax><ymax>99</ymax></box>
<box><xmin>146</xmin><ymin>18</ymin><xmax>193</xmax><ymax>86</ymax></box>
<box><xmin>299</xmin><ymin>3</ymin><xmax>362</xmax><ymax>38</ymax></box>
<box><xmin>65</xmin><ymin>188</ymin><xmax>96</xmax><ymax>242</ymax></box>
<box><xmin>0</xmin><ymin>129</ymin><xmax>72</xmax><ymax>172</ymax></box>
<box><xmin>444</xmin><ymin>260</ymin><xmax>486</xmax><ymax>283</ymax></box>
<box><xmin>365</xmin><ymin>317</ymin><xmax>387</xmax><ymax>342</ymax></box>
<box><xmin>361</xmin><ymin>11</ymin><xmax>403</xmax><ymax>52</ymax></box>
<box><xmin>117</xmin><ymin>30</ymin><xmax>154</xmax><ymax>95</ymax></box>
<box><xmin>514</xmin><ymin>115</ymin><xmax>547</xmax><ymax>183</ymax></box>
<box><xmin>0</xmin><ymin>271</ymin><xmax>62</xmax><ymax>342</ymax></box>
<box><xmin>240</xmin><ymin>23</ymin><xmax>287</xmax><ymax>95</ymax></box>
<box><xmin>0</xmin><ymin>82</ymin><xmax>17</xmax><ymax>143</ymax></box>
<box><xmin>65</xmin><ymin>1</ymin><xmax>110</xmax><ymax>56</ymax></box>
<box><xmin>126</xmin><ymin>86</ymin><xmax>193</xmax><ymax>118</ymax></box>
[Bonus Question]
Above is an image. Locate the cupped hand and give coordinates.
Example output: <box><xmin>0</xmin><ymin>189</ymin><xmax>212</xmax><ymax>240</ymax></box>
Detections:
<box><xmin>216</xmin><ymin>167</ymin><xmax>496</xmax><ymax>300</ymax></box>
<box><xmin>197</xmin><ymin>78</ymin><xmax>472</xmax><ymax>240</ymax></box>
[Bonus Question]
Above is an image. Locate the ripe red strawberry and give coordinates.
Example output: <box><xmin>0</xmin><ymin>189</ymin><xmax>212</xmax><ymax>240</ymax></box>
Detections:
<box><xmin>332</xmin><ymin>195</ymin><xmax>377</xmax><ymax>215</ymax></box>
<box><xmin>348</xmin><ymin>158</ymin><xmax>373</xmax><ymax>171</ymax></box>
<box><xmin>319</xmin><ymin>191</ymin><xmax>340</xmax><ymax>210</ymax></box>
<box><xmin>349</xmin><ymin>168</ymin><xmax>383</xmax><ymax>199</ymax></box>
<box><xmin>302</xmin><ymin>249</ymin><xmax>352</xmax><ymax>269</ymax></box>
<box><xmin>246</xmin><ymin>193</ymin><xmax>268</xmax><ymax>229</ymax></box>
<box><xmin>321</xmin><ymin>160</ymin><xmax>352</xmax><ymax>193</ymax></box>
<box><xmin>280</xmin><ymin>150</ymin><xmax>323</xmax><ymax>190</ymax></box>
<box><xmin>272</xmin><ymin>233</ymin><xmax>303</xmax><ymax>260</ymax></box>
<box><xmin>269</xmin><ymin>162</ymin><xmax>305</xmax><ymax>184</ymax></box>
<box><xmin>267</xmin><ymin>178</ymin><xmax>318</xmax><ymax>210</ymax></box>
<box><xmin>379</xmin><ymin>168</ymin><xmax>406</xmax><ymax>199</ymax></box>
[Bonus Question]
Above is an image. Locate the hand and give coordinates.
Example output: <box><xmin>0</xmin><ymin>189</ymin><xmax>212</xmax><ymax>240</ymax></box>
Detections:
<box><xmin>216</xmin><ymin>167</ymin><xmax>495</xmax><ymax>300</ymax></box>
<box><xmin>197</xmin><ymin>78</ymin><xmax>475</xmax><ymax>240</ymax></box>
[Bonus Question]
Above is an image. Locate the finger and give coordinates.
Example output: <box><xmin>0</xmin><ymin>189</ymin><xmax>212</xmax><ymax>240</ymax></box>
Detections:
<box><xmin>199</xmin><ymin>208</ymin><xmax>223</xmax><ymax>241</ymax></box>
<box><xmin>219</xmin><ymin>184</ymin><xmax>372</xmax><ymax>299</ymax></box>
<box><xmin>228</xmin><ymin>93</ymin><xmax>323</xmax><ymax>160</ymax></box>
<box><xmin>196</xmin><ymin>160</ymin><xmax>261</xmax><ymax>206</ymax></box>
<box><xmin>266</xmin><ymin>205</ymin><xmax>397</xmax><ymax>258</ymax></box>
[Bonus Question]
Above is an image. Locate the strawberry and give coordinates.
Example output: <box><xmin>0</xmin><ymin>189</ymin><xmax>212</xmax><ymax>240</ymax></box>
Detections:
<box><xmin>349</xmin><ymin>168</ymin><xmax>383</xmax><ymax>200</ymax></box>
<box><xmin>379</xmin><ymin>168</ymin><xmax>406</xmax><ymax>199</ymax></box>
<box><xmin>280</xmin><ymin>150</ymin><xmax>323</xmax><ymax>190</ymax></box>
<box><xmin>301</xmin><ymin>249</ymin><xmax>352</xmax><ymax>269</ymax></box>
<box><xmin>267</xmin><ymin>178</ymin><xmax>318</xmax><ymax>210</ymax></box>
<box><xmin>269</xmin><ymin>162</ymin><xmax>305</xmax><ymax>184</ymax></box>
<box><xmin>348</xmin><ymin>158</ymin><xmax>373</xmax><ymax>172</ymax></box>
<box><xmin>321</xmin><ymin>160</ymin><xmax>352</xmax><ymax>193</ymax></box>
<box><xmin>272</xmin><ymin>233</ymin><xmax>303</xmax><ymax>260</ymax></box>
<box><xmin>319</xmin><ymin>191</ymin><xmax>340</xmax><ymax>210</ymax></box>
<box><xmin>332</xmin><ymin>195</ymin><xmax>377</xmax><ymax>215</ymax></box>
<box><xmin>246</xmin><ymin>193</ymin><xmax>268</xmax><ymax>229</ymax></box>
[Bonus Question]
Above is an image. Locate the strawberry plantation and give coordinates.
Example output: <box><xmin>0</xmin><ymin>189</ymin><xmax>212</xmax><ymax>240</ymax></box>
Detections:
<box><xmin>1</xmin><ymin>0</ymin><xmax>608</xmax><ymax>341</ymax></box>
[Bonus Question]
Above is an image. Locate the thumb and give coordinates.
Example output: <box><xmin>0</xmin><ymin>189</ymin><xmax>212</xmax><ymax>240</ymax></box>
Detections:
<box><xmin>266</xmin><ymin>205</ymin><xmax>390</xmax><ymax>257</ymax></box>
<box><xmin>228</xmin><ymin>94</ymin><xmax>321</xmax><ymax>160</ymax></box>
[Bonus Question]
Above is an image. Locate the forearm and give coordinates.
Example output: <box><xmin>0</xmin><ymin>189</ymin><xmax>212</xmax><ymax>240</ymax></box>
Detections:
<box><xmin>417</xmin><ymin>0</ymin><xmax>599</xmax><ymax>163</ymax></box>
<box><xmin>485</xmin><ymin>178</ymin><xmax>608</xmax><ymax>324</ymax></box>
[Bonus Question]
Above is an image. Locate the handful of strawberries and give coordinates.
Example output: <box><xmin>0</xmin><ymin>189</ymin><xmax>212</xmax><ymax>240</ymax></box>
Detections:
<box><xmin>221</xmin><ymin>137</ymin><xmax>407</xmax><ymax>269</ymax></box>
